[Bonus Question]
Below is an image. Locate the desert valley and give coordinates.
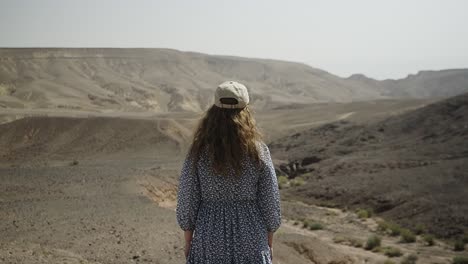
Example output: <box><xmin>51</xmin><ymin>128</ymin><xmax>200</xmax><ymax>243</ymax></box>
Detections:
<box><xmin>0</xmin><ymin>48</ymin><xmax>467</xmax><ymax>264</ymax></box>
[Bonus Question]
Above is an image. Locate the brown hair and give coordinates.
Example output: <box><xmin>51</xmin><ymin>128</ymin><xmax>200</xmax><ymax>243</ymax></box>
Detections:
<box><xmin>188</xmin><ymin>104</ymin><xmax>263</xmax><ymax>177</ymax></box>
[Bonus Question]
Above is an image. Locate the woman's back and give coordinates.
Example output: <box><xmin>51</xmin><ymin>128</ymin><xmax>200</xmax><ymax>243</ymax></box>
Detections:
<box><xmin>176</xmin><ymin>140</ymin><xmax>281</xmax><ymax>263</ymax></box>
<box><xmin>175</xmin><ymin>81</ymin><xmax>281</xmax><ymax>264</ymax></box>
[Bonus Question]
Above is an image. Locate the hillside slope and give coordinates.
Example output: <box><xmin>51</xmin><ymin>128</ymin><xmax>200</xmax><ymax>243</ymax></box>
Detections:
<box><xmin>0</xmin><ymin>116</ymin><xmax>192</xmax><ymax>165</ymax></box>
<box><xmin>269</xmin><ymin>92</ymin><xmax>468</xmax><ymax>238</ymax></box>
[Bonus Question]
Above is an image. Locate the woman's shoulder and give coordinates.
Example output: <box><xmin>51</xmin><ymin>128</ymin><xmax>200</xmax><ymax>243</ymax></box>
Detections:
<box><xmin>255</xmin><ymin>140</ymin><xmax>270</xmax><ymax>156</ymax></box>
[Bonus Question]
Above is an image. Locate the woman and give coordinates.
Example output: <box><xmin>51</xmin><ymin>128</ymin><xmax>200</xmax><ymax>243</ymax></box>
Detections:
<box><xmin>176</xmin><ymin>80</ymin><xmax>282</xmax><ymax>264</ymax></box>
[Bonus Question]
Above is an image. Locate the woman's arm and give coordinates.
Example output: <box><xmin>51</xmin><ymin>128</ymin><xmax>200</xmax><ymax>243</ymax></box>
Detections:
<box><xmin>268</xmin><ymin>231</ymin><xmax>273</xmax><ymax>247</ymax></box>
<box><xmin>184</xmin><ymin>230</ymin><xmax>194</xmax><ymax>259</ymax></box>
<box><xmin>176</xmin><ymin>152</ymin><xmax>201</xmax><ymax>231</ymax></box>
<box><xmin>176</xmin><ymin>152</ymin><xmax>201</xmax><ymax>259</ymax></box>
<box><xmin>268</xmin><ymin>231</ymin><xmax>274</xmax><ymax>260</ymax></box>
<box><xmin>185</xmin><ymin>230</ymin><xmax>194</xmax><ymax>244</ymax></box>
<box><xmin>256</xmin><ymin>142</ymin><xmax>282</xmax><ymax>261</ymax></box>
<box><xmin>256</xmin><ymin>143</ymin><xmax>282</xmax><ymax>233</ymax></box>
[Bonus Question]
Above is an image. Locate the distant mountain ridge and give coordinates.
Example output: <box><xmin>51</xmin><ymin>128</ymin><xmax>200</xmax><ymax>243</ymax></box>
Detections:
<box><xmin>0</xmin><ymin>48</ymin><xmax>467</xmax><ymax>112</ymax></box>
<box><xmin>348</xmin><ymin>69</ymin><xmax>468</xmax><ymax>98</ymax></box>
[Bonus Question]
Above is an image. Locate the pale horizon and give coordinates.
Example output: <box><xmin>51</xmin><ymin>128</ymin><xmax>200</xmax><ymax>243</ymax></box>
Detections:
<box><xmin>1</xmin><ymin>0</ymin><xmax>468</xmax><ymax>80</ymax></box>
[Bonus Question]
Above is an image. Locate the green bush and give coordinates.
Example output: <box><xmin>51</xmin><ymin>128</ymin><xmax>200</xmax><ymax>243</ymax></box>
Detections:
<box><xmin>356</xmin><ymin>209</ymin><xmax>372</xmax><ymax>219</ymax></box>
<box><xmin>453</xmin><ymin>256</ymin><xmax>468</xmax><ymax>264</ymax></box>
<box><xmin>377</xmin><ymin>220</ymin><xmax>390</xmax><ymax>231</ymax></box>
<box><xmin>400</xmin><ymin>254</ymin><xmax>418</xmax><ymax>264</ymax></box>
<box><xmin>351</xmin><ymin>238</ymin><xmax>363</xmax><ymax>248</ymax></box>
<box><xmin>383</xmin><ymin>247</ymin><xmax>403</xmax><ymax>257</ymax></box>
<box><xmin>378</xmin><ymin>221</ymin><xmax>402</xmax><ymax>236</ymax></box>
<box><xmin>371</xmin><ymin>246</ymin><xmax>383</xmax><ymax>253</ymax></box>
<box><xmin>388</xmin><ymin>223</ymin><xmax>403</xmax><ymax>236</ymax></box>
<box><xmin>308</xmin><ymin>222</ymin><xmax>324</xmax><ymax>230</ymax></box>
<box><xmin>454</xmin><ymin>240</ymin><xmax>465</xmax><ymax>251</ymax></box>
<box><xmin>422</xmin><ymin>234</ymin><xmax>434</xmax><ymax>246</ymax></box>
<box><xmin>302</xmin><ymin>219</ymin><xmax>323</xmax><ymax>230</ymax></box>
<box><xmin>400</xmin><ymin>229</ymin><xmax>416</xmax><ymax>243</ymax></box>
<box><xmin>333</xmin><ymin>236</ymin><xmax>346</xmax><ymax>244</ymax></box>
<box><xmin>414</xmin><ymin>223</ymin><xmax>426</xmax><ymax>235</ymax></box>
<box><xmin>278</xmin><ymin>175</ymin><xmax>289</xmax><ymax>189</ymax></box>
<box><xmin>290</xmin><ymin>176</ymin><xmax>305</xmax><ymax>187</ymax></box>
<box><xmin>365</xmin><ymin>235</ymin><xmax>381</xmax><ymax>250</ymax></box>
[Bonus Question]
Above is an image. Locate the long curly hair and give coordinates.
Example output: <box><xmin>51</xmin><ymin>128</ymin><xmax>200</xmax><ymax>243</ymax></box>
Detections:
<box><xmin>188</xmin><ymin>104</ymin><xmax>263</xmax><ymax>177</ymax></box>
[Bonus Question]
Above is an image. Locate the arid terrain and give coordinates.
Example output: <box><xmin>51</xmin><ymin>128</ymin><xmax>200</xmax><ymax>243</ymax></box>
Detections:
<box><xmin>1</xmin><ymin>48</ymin><xmax>468</xmax><ymax>113</ymax></box>
<box><xmin>270</xmin><ymin>93</ymin><xmax>468</xmax><ymax>238</ymax></box>
<box><xmin>1</xmin><ymin>48</ymin><xmax>467</xmax><ymax>263</ymax></box>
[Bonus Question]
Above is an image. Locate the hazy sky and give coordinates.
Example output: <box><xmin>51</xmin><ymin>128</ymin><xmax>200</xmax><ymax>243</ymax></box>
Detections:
<box><xmin>1</xmin><ymin>0</ymin><xmax>467</xmax><ymax>79</ymax></box>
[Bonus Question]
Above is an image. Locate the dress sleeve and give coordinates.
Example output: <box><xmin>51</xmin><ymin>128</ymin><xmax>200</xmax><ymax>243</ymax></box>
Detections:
<box><xmin>256</xmin><ymin>142</ymin><xmax>282</xmax><ymax>232</ymax></box>
<box><xmin>176</xmin><ymin>151</ymin><xmax>201</xmax><ymax>231</ymax></box>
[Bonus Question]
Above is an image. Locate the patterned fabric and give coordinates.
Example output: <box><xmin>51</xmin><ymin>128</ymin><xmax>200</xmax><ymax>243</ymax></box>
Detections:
<box><xmin>176</xmin><ymin>141</ymin><xmax>281</xmax><ymax>264</ymax></box>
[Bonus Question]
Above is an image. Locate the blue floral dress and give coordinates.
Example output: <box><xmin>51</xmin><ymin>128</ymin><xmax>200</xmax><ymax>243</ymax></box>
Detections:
<box><xmin>176</xmin><ymin>141</ymin><xmax>281</xmax><ymax>264</ymax></box>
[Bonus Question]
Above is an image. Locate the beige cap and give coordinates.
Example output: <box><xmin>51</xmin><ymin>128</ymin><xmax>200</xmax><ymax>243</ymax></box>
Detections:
<box><xmin>214</xmin><ymin>81</ymin><xmax>250</xmax><ymax>109</ymax></box>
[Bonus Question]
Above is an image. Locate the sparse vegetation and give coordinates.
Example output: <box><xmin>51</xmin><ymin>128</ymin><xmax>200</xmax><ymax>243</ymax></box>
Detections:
<box><xmin>353</xmin><ymin>240</ymin><xmax>363</xmax><ymax>248</ymax></box>
<box><xmin>325</xmin><ymin>210</ymin><xmax>339</xmax><ymax>216</ymax></box>
<box><xmin>277</xmin><ymin>175</ymin><xmax>289</xmax><ymax>189</ymax></box>
<box><xmin>377</xmin><ymin>220</ymin><xmax>402</xmax><ymax>236</ymax></box>
<box><xmin>70</xmin><ymin>160</ymin><xmax>79</xmax><ymax>166</ymax></box>
<box><xmin>400</xmin><ymin>229</ymin><xmax>416</xmax><ymax>243</ymax></box>
<box><xmin>365</xmin><ymin>235</ymin><xmax>381</xmax><ymax>250</ymax></box>
<box><xmin>422</xmin><ymin>234</ymin><xmax>435</xmax><ymax>246</ymax></box>
<box><xmin>414</xmin><ymin>223</ymin><xmax>426</xmax><ymax>235</ymax></box>
<box><xmin>388</xmin><ymin>223</ymin><xmax>403</xmax><ymax>236</ymax></box>
<box><xmin>301</xmin><ymin>219</ymin><xmax>323</xmax><ymax>230</ymax></box>
<box><xmin>356</xmin><ymin>208</ymin><xmax>373</xmax><ymax>219</ymax></box>
<box><xmin>345</xmin><ymin>237</ymin><xmax>363</xmax><ymax>248</ymax></box>
<box><xmin>293</xmin><ymin>220</ymin><xmax>300</xmax><ymax>226</ymax></box>
<box><xmin>333</xmin><ymin>236</ymin><xmax>346</xmax><ymax>244</ymax></box>
<box><xmin>290</xmin><ymin>176</ymin><xmax>305</xmax><ymax>187</ymax></box>
<box><xmin>333</xmin><ymin>236</ymin><xmax>363</xmax><ymax>248</ymax></box>
<box><xmin>383</xmin><ymin>247</ymin><xmax>403</xmax><ymax>257</ymax></box>
<box><xmin>463</xmin><ymin>234</ymin><xmax>468</xmax><ymax>244</ymax></box>
<box><xmin>278</xmin><ymin>175</ymin><xmax>306</xmax><ymax>189</ymax></box>
<box><xmin>377</xmin><ymin>220</ymin><xmax>390</xmax><ymax>232</ymax></box>
<box><xmin>316</xmin><ymin>202</ymin><xmax>339</xmax><ymax>208</ymax></box>
<box><xmin>308</xmin><ymin>222</ymin><xmax>323</xmax><ymax>230</ymax></box>
<box><xmin>454</xmin><ymin>240</ymin><xmax>465</xmax><ymax>251</ymax></box>
<box><xmin>302</xmin><ymin>219</ymin><xmax>323</xmax><ymax>230</ymax></box>
<box><xmin>400</xmin><ymin>254</ymin><xmax>418</xmax><ymax>264</ymax></box>
<box><xmin>453</xmin><ymin>256</ymin><xmax>468</xmax><ymax>264</ymax></box>
<box><xmin>384</xmin><ymin>260</ymin><xmax>396</xmax><ymax>264</ymax></box>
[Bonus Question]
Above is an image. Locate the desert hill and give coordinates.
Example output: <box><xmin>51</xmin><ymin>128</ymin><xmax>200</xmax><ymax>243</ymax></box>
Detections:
<box><xmin>0</xmin><ymin>98</ymin><xmax>430</xmax><ymax>166</ymax></box>
<box><xmin>269</xmin><ymin>92</ymin><xmax>468</xmax><ymax>238</ymax></box>
<box><xmin>0</xmin><ymin>115</ymin><xmax>194</xmax><ymax>166</ymax></box>
<box><xmin>348</xmin><ymin>69</ymin><xmax>468</xmax><ymax>98</ymax></box>
<box><xmin>1</xmin><ymin>48</ymin><xmax>468</xmax><ymax>113</ymax></box>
